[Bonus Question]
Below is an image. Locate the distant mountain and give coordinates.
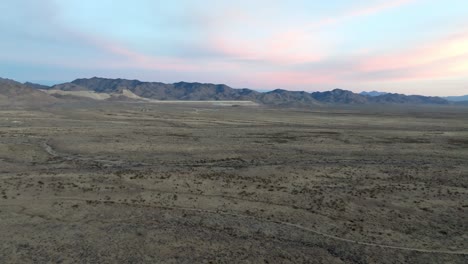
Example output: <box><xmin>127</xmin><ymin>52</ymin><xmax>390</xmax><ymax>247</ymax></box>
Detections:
<box><xmin>23</xmin><ymin>82</ymin><xmax>50</xmax><ymax>90</ymax></box>
<box><xmin>312</xmin><ymin>89</ymin><xmax>368</xmax><ymax>104</ymax></box>
<box><xmin>52</xmin><ymin>77</ymin><xmax>261</xmax><ymax>101</ymax></box>
<box><xmin>15</xmin><ymin>76</ymin><xmax>451</xmax><ymax>106</ymax></box>
<box><xmin>258</xmin><ymin>89</ymin><xmax>319</xmax><ymax>107</ymax></box>
<box><xmin>360</xmin><ymin>91</ymin><xmax>388</xmax><ymax>97</ymax></box>
<box><xmin>445</xmin><ymin>95</ymin><xmax>468</xmax><ymax>102</ymax></box>
<box><xmin>0</xmin><ymin>77</ymin><xmax>19</xmax><ymax>86</ymax></box>
<box><xmin>0</xmin><ymin>78</ymin><xmax>58</xmax><ymax>106</ymax></box>
<box><xmin>368</xmin><ymin>93</ymin><xmax>448</xmax><ymax>104</ymax></box>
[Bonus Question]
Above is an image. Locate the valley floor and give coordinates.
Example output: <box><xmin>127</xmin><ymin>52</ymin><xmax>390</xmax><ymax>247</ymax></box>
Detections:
<box><xmin>0</xmin><ymin>103</ymin><xmax>467</xmax><ymax>263</ymax></box>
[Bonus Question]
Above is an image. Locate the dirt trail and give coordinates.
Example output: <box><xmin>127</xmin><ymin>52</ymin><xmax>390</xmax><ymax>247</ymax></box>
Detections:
<box><xmin>42</xmin><ymin>142</ymin><xmax>59</xmax><ymax>157</ymax></box>
<box><xmin>2</xmin><ymin>197</ymin><xmax>466</xmax><ymax>256</ymax></box>
<box><xmin>40</xmin><ymin>141</ymin><xmax>143</xmax><ymax>168</ymax></box>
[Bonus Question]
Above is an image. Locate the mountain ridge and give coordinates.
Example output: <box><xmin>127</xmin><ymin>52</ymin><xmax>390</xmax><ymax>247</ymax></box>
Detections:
<box><xmin>444</xmin><ymin>95</ymin><xmax>468</xmax><ymax>102</ymax></box>
<box><xmin>42</xmin><ymin>77</ymin><xmax>449</xmax><ymax>106</ymax></box>
<box><xmin>360</xmin><ymin>91</ymin><xmax>388</xmax><ymax>97</ymax></box>
<box><xmin>0</xmin><ymin>78</ymin><xmax>58</xmax><ymax>106</ymax></box>
<box><xmin>8</xmin><ymin>77</ymin><xmax>456</xmax><ymax>106</ymax></box>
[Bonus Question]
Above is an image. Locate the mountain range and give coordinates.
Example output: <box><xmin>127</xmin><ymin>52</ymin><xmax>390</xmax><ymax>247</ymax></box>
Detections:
<box><xmin>0</xmin><ymin>78</ymin><xmax>58</xmax><ymax>106</ymax></box>
<box><xmin>2</xmin><ymin>76</ymin><xmax>465</xmax><ymax>107</ymax></box>
<box><xmin>360</xmin><ymin>91</ymin><xmax>388</xmax><ymax>97</ymax></box>
<box><xmin>360</xmin><ymin>90</ymin><xmax>468</xmax><ymax>103</ymax></box>
<box><xmin>444</xmin><ymin>95</ymin><xmax>468</xmax><ymax>102</ymax></box>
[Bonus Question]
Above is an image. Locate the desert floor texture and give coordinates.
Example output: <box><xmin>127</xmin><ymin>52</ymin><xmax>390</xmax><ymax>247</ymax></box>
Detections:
<box><xmin>0</xmin><ymin>102</ymin><xmax>467</xmax><ymax>263</ymax></box>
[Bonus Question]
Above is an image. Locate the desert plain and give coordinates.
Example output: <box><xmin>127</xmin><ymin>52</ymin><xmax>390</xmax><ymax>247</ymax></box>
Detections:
<box><xmin>0</xmin><ymin>102</ymin><xmax>467</xmax><ymax>263</ymax></box>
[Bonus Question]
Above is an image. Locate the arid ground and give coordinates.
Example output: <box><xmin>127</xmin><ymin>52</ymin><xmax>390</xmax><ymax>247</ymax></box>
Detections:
<box><xmin>0</xmin><ymin>102</ymin><xmax>467</xmax><ymax>263</ymax></box>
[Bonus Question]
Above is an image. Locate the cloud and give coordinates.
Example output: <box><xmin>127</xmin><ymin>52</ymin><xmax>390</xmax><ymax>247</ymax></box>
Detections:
<box><xmin>355</xmin><ymin>31</ymin><xmax>468</xmax><ymax>82</ymax></box>
<box><xmin>218</xmin><ymin>29</ymin><xmax>468</xmax><ymax>91</ymax></box>
<box><xmin>347</xmin><ymin>0</ymin><xmax>416</xmax><ymax>18</ymax></box>
<box><xmin>252</xmin><ymin>71</ymin><xmax>337</xmax><ymax>89</ymax></box>
<box><xmin>2</xmin><ymin>0</ymin><xmax>467</xmax><ymax>96</ymax></box>
<box><xmin>309</xmin><ymin>0</ymin><xmax>417</xmax><ymax>28</ymax></box>
<box><xmin>209</xmin><ymin>31</ymin><xmax>325</xmax><ymax>66</ymax></box>
<box><xmin>205</xmin><ymin>0</ymin><xmax>417</xmax><ymax>67</ymax></box>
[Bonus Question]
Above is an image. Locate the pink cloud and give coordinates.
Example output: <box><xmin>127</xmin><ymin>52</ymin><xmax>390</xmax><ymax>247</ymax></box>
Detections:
<box><xmin>54</xmin><ymin>0</ymin><xmax>418</xmax><ymax>77</ymax></box>
<box><xmin>242</xmin><ymin>30</ymin><xmax>468</xmax><ymax>89</ymax></box>
<box><xmin>348</xmin><ymin>0</ymin><xmax>416</xmax><ymax>18</ymax></box>
<box><xmin>210</xmin><ymin>32</ymin><xmax>324</xmax><ymax>65</ymax></box>
<box><xmin>250</xmin><ymin>71</ymin><xmax>337</xmax><ymax>89</ymax></box>
<box><xmin>209</xmin><ymin>0</ymin><xmax>416</xmax><ymax>67</ymax></box>
<box><xmin>357</xmin><ymin>32</ymin><xmax>468</xmax><ymax>81</ymax></box>
<box><xmin>361</xmin><ymin>54</ymin><xmax>468</xmax><ymax>83</ymax></box>
<box><xmin>50</xmin><ymin>28</ymin><xmax>249</xmax><ymax>74</ymax></box>
<box><xmin>70</xmin><ymin>32</ymin><xmax>198</xmax><ymax>72</ymax></box>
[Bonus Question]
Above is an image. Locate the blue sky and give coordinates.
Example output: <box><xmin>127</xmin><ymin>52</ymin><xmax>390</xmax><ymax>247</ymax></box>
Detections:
<box><xmin>1</xmin><ymin>0</ymin><xmax>468</xmax><ymax>95</ymax></box>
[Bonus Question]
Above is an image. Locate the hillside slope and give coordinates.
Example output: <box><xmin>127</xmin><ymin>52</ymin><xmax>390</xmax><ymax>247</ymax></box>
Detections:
<box><xmin>0</xmin><ymin>78</ymin><xmax>58</xmax><ymax>106</ymax></box>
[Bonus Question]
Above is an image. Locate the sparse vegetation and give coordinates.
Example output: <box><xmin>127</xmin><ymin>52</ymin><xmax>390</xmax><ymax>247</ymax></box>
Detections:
<box><xmin>0</xmin><ymin>102</ymin><xmax>467</xmax><ymax>263</ymax></box>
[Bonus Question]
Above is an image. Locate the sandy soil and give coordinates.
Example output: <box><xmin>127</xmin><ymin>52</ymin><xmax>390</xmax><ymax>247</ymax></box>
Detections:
<box><xmin>0</xmin><ymin>103</ymin><xmax>467</xmax><ymax>263</ymax></box>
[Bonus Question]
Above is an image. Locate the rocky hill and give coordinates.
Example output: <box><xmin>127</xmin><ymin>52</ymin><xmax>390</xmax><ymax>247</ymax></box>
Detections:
<box><xmin>368</xmin><ymin>93</ymin><xmax>448</xmax><ymax>104</ymax></box>
<box><xmin>23</xmin><ymin>82</ymin><xmax>51</xmax><ymax>90</ymax></box>
<box><xmin>312</xmin><ymin>89</ymin><xmax>368</xmax><ymax>104</ymax></box>
<box><xmin>0</xmin><ymin>78</ymin><xmax>58</xmax><ymax>106</ymax></box>
<box><xmin>360</xmin><ymin>91</ymin><xmax>388</xmax><ymax>97</ymax></box>
<box><xmin>258</xmin><ymin>89</ymin><xmax>319</xmax><ymax>107</ymax></box>
<box><xmin>46</xmin><ymin>77</ymin><xmax>449</xmax><ymax>106</ymax></box>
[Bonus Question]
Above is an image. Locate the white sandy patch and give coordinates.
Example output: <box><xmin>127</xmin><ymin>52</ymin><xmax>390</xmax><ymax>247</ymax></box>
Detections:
<box><xmin>41</xmin><ymin>89</ymin><xmax>111</xmax><ymax>100</ymax></box>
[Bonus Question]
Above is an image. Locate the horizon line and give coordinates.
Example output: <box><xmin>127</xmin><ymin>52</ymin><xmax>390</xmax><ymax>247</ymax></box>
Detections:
<box><xmin>5</xmin><ymin>75</ymin><xmax>467</xmax><ymax>98</ymax></box>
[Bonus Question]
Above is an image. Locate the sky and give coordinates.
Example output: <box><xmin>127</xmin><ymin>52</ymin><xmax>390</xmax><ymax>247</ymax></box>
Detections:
<box><xmin>1</xmin><ymin>0</ymin><xmax>468</xmax><ymax>96</ymax></box>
